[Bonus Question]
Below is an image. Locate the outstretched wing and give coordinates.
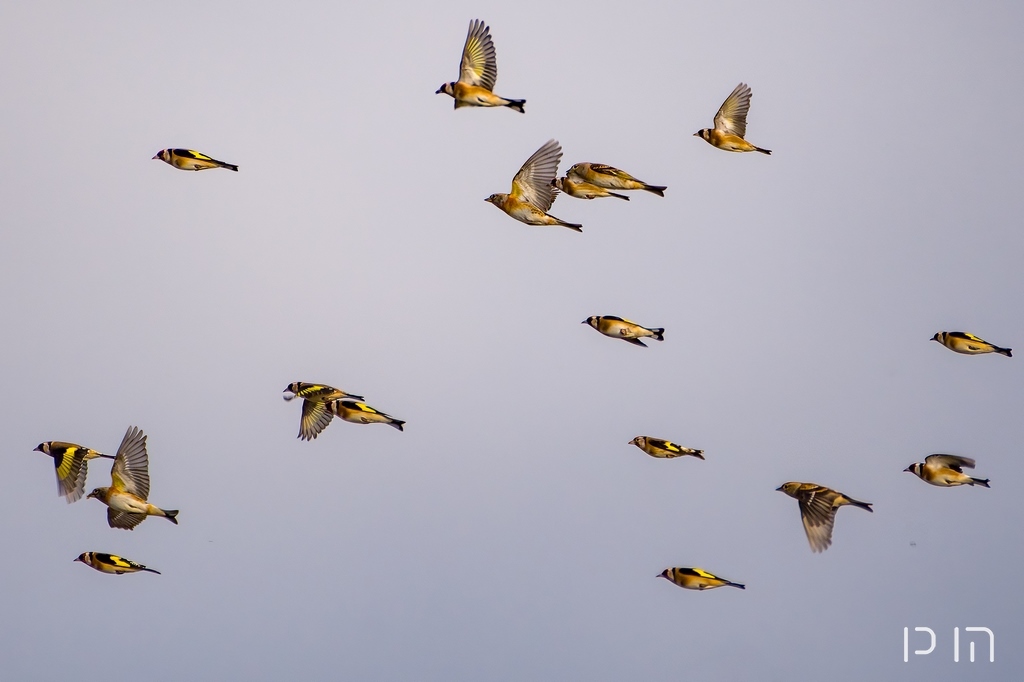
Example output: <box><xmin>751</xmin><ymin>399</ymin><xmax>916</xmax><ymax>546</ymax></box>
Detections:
<box><xmin>459</xmin><ymin>19</ymin><xmax>497</xmax><ymax>91</ymax></box>
<box><xmin>926</xmin><ymin>454</ymin><xmax>976</xmax><ymax>471</ymax></box>
<box><xmin>511</xmin><ymin>139</ymin><xmax>562</xmax><ymax>211</ymax></box>
<box><xmin>110</xmin><ymin>426</ymin><xmax>150</xmax><ymax>501</ymax></box>
<box><xmin>798</xmin><ymin>488</ymin><xmax>837</xmax><ymax>553</ymax></box>
<box><xmin>108</xmin><ymin>508</ymin><xmax>146</xmax><ymax>530</ymax></box>
<box><xmin>51</xmin><ymin>445</ymin><xmax>88</xmax><ymax>503</ymax></box>
<box><xmin>299</xmin><ymin>399</ymin><xmax>334</xmax><ymax>441</ymax></box>
<box><xmin>713</xmin><ymin>83</ymin><xmax>752</xmax><ymax>138</ymax></box>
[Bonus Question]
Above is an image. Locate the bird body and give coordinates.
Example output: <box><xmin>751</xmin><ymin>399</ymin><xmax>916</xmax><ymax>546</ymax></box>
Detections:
<box><xmin>152</xmin><ymin>148</ymin><xmax>238</xmax><ymax>171</ymax></box>
<box><xmin>34</xmin><ymin>440</ymin><xmax>115</xmax><ymax>503</ymax></box>
<box><xmin>776</xmin><ymin>482</ymin><xmax>872</xmax><ymax>553</ymax></box>
<box><xmin>486</xmin><ymin>140</ymin><xmax>582</xmax><ymax>231</ymax></box>
<box><xmin>583</xmin><ymin>316</ymin><xmax>664</xmax><ymax>347</ymax></box>
<box><xmin>552</xmin><ymin>176</ymin><xmax>629</xmax><ymax>201</ymax></box>
<box><xmin>694</xmin><ymin>83</ymin><xmax>771</xmax><ymax>155</ymax></box>
<box><xmin>328</xmin><ymin>400</ymin><xmax>405</xmax><ymax>431</ymax></box>
<box><xmin>658</xmin><ymin>567</ymin><xmax>744</xmax><ymax>590</ymax></box>
<box><xmin>86</xmin><ymin>426</ymin><xmax>178</xmax><ymax>530</ymax></box>
<box><xmin>74</xmin><ymin>552</ymin><xmax>160</xmax><ymax>575</ymax></box>
<box><xmin>931</xmin><ymin>331</ymin><xmax>1011</xmax><ymax>357</ymax></box>
<box><xmin>565</xmin><ymin>163</ymin><xmax>665</xmax><ymax>196</ymax></box>
<box><xmin>905</xmin><ymin>454</ymin><xmax>990</xmax><ymax>487</ymax></box>
<box><xmin>436</xmin><ymin>20</ymin><xmax>525</xmax><ymax>113</ymax></box>
<box><xmin>284</xmin><ymin>382</ymin><xmax>366</xmax><ymax>441</ymax></box>
<box><xmin>629</xmin><ymin>436</ymin><xmax>704</xmax><ymax>460</ymax></box>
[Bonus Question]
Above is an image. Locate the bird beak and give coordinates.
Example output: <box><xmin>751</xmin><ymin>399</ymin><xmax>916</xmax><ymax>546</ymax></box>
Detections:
<box><xmin>33</xmin><ymin>445</ymin><xmax>42</xmax><ymax>452</ymax></box>
<box><xmin>435</xmin><ymin>87</ymin><xmax>444</xmax><ymax>94</ymax></box>
<box><xmin>152</xmin><ymin>153</ymin><xmax>160</xmax><ymax>160</ymax></box>
<box><xmin>581</xmin><ymin>320</ymin><xmax>588</xmax><ymax>324</ymax></box>
<box><xmin>692</xmin><ymin>132</ymin><xmax>700</xmax><ymax>137</ymax></box>
<box><xmin>775</xmin><ymin>485</ymin><xmax>784</xmax><ymax>492</ymax></box>
<box><xmin>903</xmin><ymin>466</ymin><xmax>913</xmax><ymax>473</ymax></box>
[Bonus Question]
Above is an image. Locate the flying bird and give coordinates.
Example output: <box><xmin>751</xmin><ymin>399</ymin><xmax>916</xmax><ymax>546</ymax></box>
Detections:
<box><xmin>905</xmin><ymin>454</ymin><xmax>990</xmax><ymax>488</ymax></box>
<box><xmin>565</xmin><ymin>163</ymin><xmax>665</xmax><ymax>196</ymax></box>
<box><xmin>74</xmin><ymin>552</ymin><xmax>160</xmax><ymax>575</ymax></box>
<box><xmin>436</xmin><ymin>19</ymin><xmax>525</xmax><ymax>113</ymax></box>
<box><xmin>152</xmin><ymin>148</ymin><xmax>238</xmax><ymax>171</ymax></box>
<box><xmin>283</xmin><ymin>382</ymin><xmax>366</xmax><ymax>441</ymax></box>
<box><xmin>931</xmin><ymin>331</ymin><xmax>1011</xmax><ymax>357</ymax></box>
<box><xmin>658</xmin><ymin>567</ymin><xmax>744</xmax><ymax>590</ymax></box>
<box><xmin>776</xmin><ymin>482</ymin><xmax>872</xmax><ymax>553</ymax></box>
<box><xmin>629</xmin><ymin>436</ymin><xmax>704</xmax><ymax>460</ymax></box>
<box><xmin>86</xmin><ymin>426</ymin><xmax>179</xmax><ymax>530</ymax></box>
<box><xmin>485</xmin><ymin>140</ymin><xmax>582</xmax><ymax>231</ymax></box>
<box><xmin>583</xmin><ymin>316</ymin><xmax>664</xmax><ymax>347</ymax></box>
<box><xmin>694</xmin><ymin>83</ymin><xmax>771</xmax><ymax>154</ymax></box>
<box><xmin>34</xmin><ymin>440</ymin><xmax>115</xmax><ymax>503</ymax></box>
<box><xmin>327</xmin><ymin>400</ymin><xmax>405</xmax><ymax>431</ymax></box>
<box><xmin>551</xmin><ymin>176</ymin><xmax>629</xmax><ymax>201</ymax></box>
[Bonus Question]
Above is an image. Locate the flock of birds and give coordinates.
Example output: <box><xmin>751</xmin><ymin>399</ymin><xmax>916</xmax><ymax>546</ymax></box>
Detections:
<box><xmin>34</xmin><ymin>20</ymin><xmax>1008</xmax><ymax>590</ymax></box>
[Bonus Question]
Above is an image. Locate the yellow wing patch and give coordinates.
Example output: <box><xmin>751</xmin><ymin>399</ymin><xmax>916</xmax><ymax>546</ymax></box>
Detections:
<box><xmin>55</xmin><ymin>448</ymin><xmax>78</xmax><ymax>480</ymax></box>
<box><xmin>691</xmin><ymin>568</ymin><xmax>717</xmax><ymax>579</ymax></box>
<box><xmin>353</xmin><ymin>402</ymin><xmax>379</xmax><ymax>414</ymax></box>
<box><xmin>109</xmin><ymin>555</ymin><xmax>132</xmax><ymax>569</ymax></box>
<box><xmin>186</xmin><ymin>149</ymin><xmax>213</xmax><ymax>160</ymax></box>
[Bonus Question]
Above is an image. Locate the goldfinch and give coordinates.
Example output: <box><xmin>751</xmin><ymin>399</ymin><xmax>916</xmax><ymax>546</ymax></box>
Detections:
<box><xmin>327</xmin><ymin>400</ymin><xmax>405</xmax><ymax>431</ymax></box>
<box><xmin>931</xmin><ymin>331</ymin><xmax>1011</xmax><ymax>357</ymax></box>
<box><xmin>694</xmin><ymin>83</ymin><xmax>771</xmax><ymax>154</ymax></box>
<box><xmin>551</xmin><ymin>176</ymin><xmax>629</xmax><ymax>201</ymax></box>
<box><xmin>565</xmin><ymin>163</ymin><xmax>666</xmax><ymax>196</ymax></box>
<box><xmin>583</xmin><ymin>316</ymin><xmax>664</xmax><ymax>347</ymax></box>
<box><xmin>485</xmin><ymin>140</ymin><xmax>582</xmax><ymax>232</ymax></box>
<box><xmin>904</xmin><ymin>455</ymin><xmax>990</xmax><ymax>488</ymax></box>
<box><xmin>283</xmin><ymin>382</ymin><xmax>366</xmax><ymax>441</ymax></box>
<box><xmin>629</xmin><ymin>436</ymin><xmax>704</xmax><ymax>460</ymax></box>
<box><xmin>74</xmin><ymin>552</ymin><xmax>160</xmax><ymax>575</ymax></box>
<box><xmin>34</xmin><ymin>441</ymin><xmax>115</xmax><ymax>503</ymax></box>
<box><xmin>776</xmin><ymin>482</ymin><xmax>872</xmax><ymax>553</ymax></box>
<box><xmin>86</xmin><ymin>426</ymin><xmax>178</xmax><ymax>530</ymax></box>
<box><xmin>436</xmin><ymin>19</ymin><xmax>525</xmax><ymax>113</ymax></box>
<box><xmin>658</xmin><ymin>567</ymin><xmax>744</xmax><ymax>590</ymax></box>
<box><xmin>152</xmin><ymin>148</ymin><xmax>238</xmax><ymax>171</ymax></box>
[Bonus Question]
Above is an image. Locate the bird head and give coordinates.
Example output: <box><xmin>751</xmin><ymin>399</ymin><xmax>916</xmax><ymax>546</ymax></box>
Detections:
<box><xmin>656</xmin><ymin>569</ymin><xmax>671</xmax><ymax>580</ymax></box>
<box><xmin>550</xmin><ymin>178</ymin><xmax>563</xmax><ymax>190</ymax></box>
<box><xmin>436</xmin><ymin>83</ymin><xmax>454</xmax><ymax>96</ymax></box>
<box><xmin>86</xmin><ymin>488</ymin><xmax>106</xmax><ymax>500</ymax></box>
<box><xmin>776</xmin><ymin>482</ymin><xmax>800</xmax><ymax>496</ymax></box>
<box><xmin>484</xmin><ymin>194</ymin><xmax>504</xmax><ymax>206</ymax></box>
<box><xmin>152</xmin><ymin>149</ymin><xmax>168</xmax><ymax>162</ymax></box>
<box><xmin>73</xmin><ymin>553</ymin><xmax>87</xmax><ymax>564</ymax></box>
<box><xmin>693</xmin><ymin>129</ymin><xmax>709</xmax><ymax>140</ymax></box>
<box><xmin>629</xmin><ymin>436</ymin><xmax>644</xmax><ymax>447</ymax></box>
<box><xmin>930</xmin><ymin>332</ymin><xmax>941</xmax><ymax>342</ymax></box>
<box><xmin>283</xmin><ymin>383</ymin><xmax>299</xmax><ymax>401</ymax></box>
<box><xmin>34</xmin><ymin>442</ymin><xmax>49</xmax><ymax>454</ymax></box>
<box><xmin>582</xmin><ymin>316</ymin><xmax>597</xmax><ymax>328</ymax></box>
<box><xmin>904</xmin><ymin>463</ymin><xmax>921</xmax><ymax>475</ymax></box>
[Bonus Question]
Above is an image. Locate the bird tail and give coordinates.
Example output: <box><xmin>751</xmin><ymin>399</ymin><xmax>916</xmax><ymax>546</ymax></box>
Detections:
<box><xmin>220</xmin><ymin>162</ymin><xmax>239</xmax><ymax>172</ymax></box>
<box><xmin>142</xmin><ymin>567</ymin><xmax>162</xmax><ymax>575</ymax></box>
<box><xmin>97</xmin><ymin>453</ymin><xmax>116</xmax><ymax>460</ymax></box>
<box><xmin>163</xmin><ymin>509</ymin><xmax>180</xmax><ymax>524</ymax></box>
<box><xmin>996</xmin><ymin>347</ymin><xmax>1012</xmax><ymax>357</ymax></box>
<box><xmin>726</xmin><ymin>581</ymin><xmax>745</xmax><ymax>589</ymax></box>
<box><xmin>609</xmin><ymin>192</ymin><xmax>630</xmax><ymax>201</ymax></box>
<box><xmin>389</xmin><ymin>420</ymin><xmax>406</xmax><ymax>432</ymax></box>
<box><xmin>971</xmin><ymin>478</ymin><xmax>991</xmax><ymax>488</ymax></box>
<box><xmin>692</xmin><ymin>450</ymin><xmax>706</xmax><ymax>460</ymax></box>
<box><xmin>505</xmin><ymin>99</ymin><xmax>526</xmax><ymax>114</ymax></box>
<box><xmin>557</xmin><ymin>220</ymin><xmax>583</xmax><ymax>232</ymax></box>
<box><xmin>650</xmin><ymin>328</ymin><xmax>665</xmax><ymax>341</ymax></box>
<box><xmin>847</xmin><ymin>497</ymin><xmax>873</xmax><ymax>512</ymax></box>
<box><xmin>642</xmin><ymin>185</ymin><xmax>667</xmax><ymax>197</ymax></box>
<box><xmin>755</xmin><ymin>147</ymin><xmax>772</xmax><ymax>155</ymax></box>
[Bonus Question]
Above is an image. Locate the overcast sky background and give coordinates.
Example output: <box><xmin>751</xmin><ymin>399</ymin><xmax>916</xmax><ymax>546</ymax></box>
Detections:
<box><xmin>1</xmin><ymin>2</ymin><xmax>1021</xmax><ymax>680</ymax></box>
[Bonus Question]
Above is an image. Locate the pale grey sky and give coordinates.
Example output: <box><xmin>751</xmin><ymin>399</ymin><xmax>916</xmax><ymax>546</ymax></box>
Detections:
<box><xmin>1</xmin><ymin>1</ymin><xmax>1021</xmax><ymax>680</ymax></box>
